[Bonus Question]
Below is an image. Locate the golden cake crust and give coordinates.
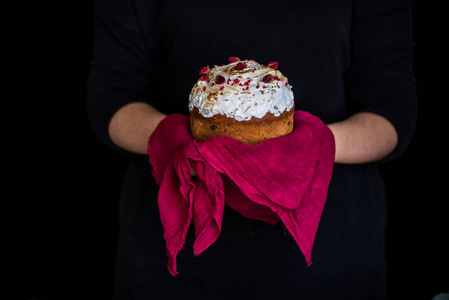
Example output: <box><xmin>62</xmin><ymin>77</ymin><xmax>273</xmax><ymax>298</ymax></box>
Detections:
<box><xmin>190</xmin><ymin>104</ymin><xmax>295</xmax><ymax>145</ymax></box>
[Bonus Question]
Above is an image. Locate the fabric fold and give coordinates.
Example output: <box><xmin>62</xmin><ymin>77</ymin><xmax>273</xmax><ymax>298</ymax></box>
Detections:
<box><xmin>148</xmin><ymin>111</ymin><xmax>335</xmax><ymax>276</ymax></box>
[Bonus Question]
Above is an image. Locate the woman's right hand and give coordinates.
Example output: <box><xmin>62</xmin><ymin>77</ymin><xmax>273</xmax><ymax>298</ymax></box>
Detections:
<box><xmin>109</xmin><ymin>102</ymin><xmax>166</xmax><ymax>154</ymax></box>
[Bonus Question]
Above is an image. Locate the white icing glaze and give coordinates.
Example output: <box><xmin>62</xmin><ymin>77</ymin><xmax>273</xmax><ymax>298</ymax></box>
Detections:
<box><xmin>188</xmin><ymin>59</ymin><xmax>294</xmax><ymax>121</ymax></box>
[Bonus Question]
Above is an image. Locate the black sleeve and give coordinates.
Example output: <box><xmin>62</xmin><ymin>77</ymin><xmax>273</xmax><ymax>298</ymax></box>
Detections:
<box><xmin>86</xmin><ymin>0</ymin><xmax>160</xmax><ymax>154</ymax></box>
<box><xmin>345</xmin><ymin>0</ymin><xmax>418</xmax><ymax>163</ymax></box>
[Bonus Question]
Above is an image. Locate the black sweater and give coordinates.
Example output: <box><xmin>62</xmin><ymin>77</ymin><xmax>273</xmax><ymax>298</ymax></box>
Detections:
<box><xmin>86</xmin><ymin>0</ymin><xmax>417</xmax><ymax>299</ymax></box>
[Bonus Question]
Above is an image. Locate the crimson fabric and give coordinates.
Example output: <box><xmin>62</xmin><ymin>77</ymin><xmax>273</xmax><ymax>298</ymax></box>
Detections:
<box><xmin>148</xmin><ymin>111</ymin><xmax>335</xmax><ymax>276</ymax></box>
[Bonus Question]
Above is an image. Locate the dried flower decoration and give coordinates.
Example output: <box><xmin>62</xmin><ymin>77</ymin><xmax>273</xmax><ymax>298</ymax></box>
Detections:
<box><xmin>262</xmin><ymin>74</ymin><xmax>273</xmax><ymax>83</ymax></box>
<box><xmin>268</xmin><ymin>61</ymin><xmax>279</xmax><ymax>69</ymax></box>
<box><xmin>199</xmin><ymin>67</ymin><xmax>209</xmax><ymax>75</ymax></box>
<box><xmin>228</xmin><ymin>57</ymin><xmax>240</xmax><ymax>63</ymax></box>
<box><xmin>235</xmin><ymin>62</ymin><xmax>246</xmax><ymax>70</ymax></box>
<box><xmin>216</xmin><ymin>75</ymin><xmax>225</xmax><ymax>84</ymax></box>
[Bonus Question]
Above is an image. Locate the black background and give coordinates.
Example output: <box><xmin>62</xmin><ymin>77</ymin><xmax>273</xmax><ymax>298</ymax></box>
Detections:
<box><xmin>10</xmin><ymin>1</ymin><xmax>448</xmax><ymax>299</ymax></box>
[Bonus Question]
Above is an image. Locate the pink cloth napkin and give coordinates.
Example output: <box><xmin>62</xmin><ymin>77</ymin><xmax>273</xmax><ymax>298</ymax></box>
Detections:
<box><xmin>148</xmin><ymin>111</ymin><xmax>335</xmax><ymax>276</ymax></box>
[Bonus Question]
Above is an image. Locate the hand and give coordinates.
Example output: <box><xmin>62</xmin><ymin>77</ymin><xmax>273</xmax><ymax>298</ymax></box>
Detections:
<box><xmin>109</xmin><ymin>102</ymin><xmax>167</xmax><ymax>154</ymax></box>
<box><xmin>327</xmin><ymin>112</ymin><xmax>397</xmax><ymax>164</ymax></box>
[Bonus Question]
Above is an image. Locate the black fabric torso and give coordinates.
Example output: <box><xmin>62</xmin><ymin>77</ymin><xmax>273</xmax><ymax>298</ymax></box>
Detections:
<box><xmin>86</xmin><ymin>0</ymin><xmax>417</xmax><ymax>299</ymax></box>
<box><xmin>152</xmin><ymin>0</ymin><xmax>352</xmax><ymax>123</ymax></box>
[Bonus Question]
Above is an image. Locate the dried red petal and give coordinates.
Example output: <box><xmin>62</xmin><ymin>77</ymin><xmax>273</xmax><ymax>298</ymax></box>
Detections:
<box><xmin>216</xmin><ymin>75</ymin><xmax>225</xmax><ymax>84</ymax></box>
<box><xmin>268</xmin><ymin>61</ymin><xmax>279</xmax><ymax>69</ymax></box>
<box><xmin>228</xmin><ymin>57</ymin><xmax>240</xmax><ymax>63</ymax></box>
<box><xmin>235</xmin><ymin>62</ymin><xmax>245</xmax><ymax>70</ymax></box>
<box><xmin>200</xmin><ymin>74</ymin><xmax>210</xmax><ymax>82</ymax></box>
<box><xmin>233</xmin><ymin>78</ymin><xmax>240</xmax><ymax>84</ymax></box>
<box><xmin>199</xmin><ymin>67</ymin><xmax>209</xmax><ymax>75</ymax></box>
<box><xmin>262</xmin><ymin>74</ymin><xmax>273</xmax><ymax>83</ymax></box>
<box><xmin>203</xmin><ymin>87</ymin><xmax>207</xmax><ymax>92</ymax></box>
